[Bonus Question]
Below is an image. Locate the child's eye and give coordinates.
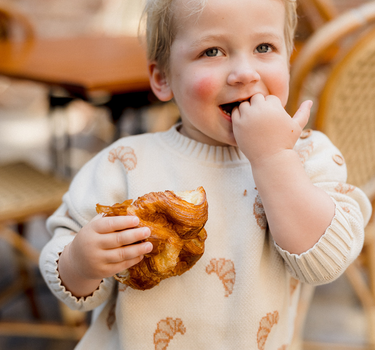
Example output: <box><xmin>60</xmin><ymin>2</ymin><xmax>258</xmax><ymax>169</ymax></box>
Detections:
<box><xmin>204</xmin><ymin>48</ymin><xmax>223</xmax><ymax>57</ymax></box>
<box><xmin>256</xmin><ymin>44</ymin><xmax>273</xmax><ymax>53</ymax></box>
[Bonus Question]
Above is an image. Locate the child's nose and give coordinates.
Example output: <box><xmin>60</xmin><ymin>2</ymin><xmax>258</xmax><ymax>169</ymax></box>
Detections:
<box><xmin>227</xmin><ymin>59</ymin><xmax>260</xmax><ymax>86</ymax></box>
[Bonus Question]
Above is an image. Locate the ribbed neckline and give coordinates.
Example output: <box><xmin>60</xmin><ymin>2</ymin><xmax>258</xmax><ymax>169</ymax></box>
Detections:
<box><xmin>156</xmin><ymin>124</ymin><xmax>249</xmax><ymax>164</ymax></box>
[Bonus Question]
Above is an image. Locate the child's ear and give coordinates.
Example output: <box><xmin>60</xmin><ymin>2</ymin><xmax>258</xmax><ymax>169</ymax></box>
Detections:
<box><xmin>148</xmin><ymin>61</ymin><xmax>173</xmax><ymax>101</ymax></box>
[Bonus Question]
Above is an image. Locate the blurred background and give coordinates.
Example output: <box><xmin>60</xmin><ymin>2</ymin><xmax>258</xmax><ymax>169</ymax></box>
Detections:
<box><xmin>0</xmin><ymin>0</ymin><xmax>374</xmax><ymax>349</ymax></box>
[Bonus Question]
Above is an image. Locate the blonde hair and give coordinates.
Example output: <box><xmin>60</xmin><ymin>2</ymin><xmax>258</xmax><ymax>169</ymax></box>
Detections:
<box><xmin>141</xmin><ymin>0</ymin><xmax>297</xmax><ymax>73</ymax></box>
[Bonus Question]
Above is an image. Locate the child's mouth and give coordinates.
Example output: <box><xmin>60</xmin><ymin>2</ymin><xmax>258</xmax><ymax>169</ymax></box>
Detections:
<box><xmin>220</xmin><ymin>100</ymin><xmax>248</xmax><ymax>117</ymax></box>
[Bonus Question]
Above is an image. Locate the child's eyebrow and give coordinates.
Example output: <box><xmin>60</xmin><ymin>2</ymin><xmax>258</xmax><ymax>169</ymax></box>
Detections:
<box><xmin>256</xmin><ymin>32</ymin><xmax>284</xmax><ymax>43</ymax></box>
<box><xmin>190</xmin><ymin>34</ymin><xmax>227</xmax><ymax>50</ymax></box>
<box><xmin>189</xmin><ymin>31</ymin><xmax>284</xmax><ymax>50</ymax></box>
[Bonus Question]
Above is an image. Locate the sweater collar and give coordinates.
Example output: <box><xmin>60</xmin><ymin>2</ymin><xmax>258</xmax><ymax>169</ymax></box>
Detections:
<box><xmin>157</xmin><ymin>124</ymin><xmax>249</xmax><ymax>164</ymax></box>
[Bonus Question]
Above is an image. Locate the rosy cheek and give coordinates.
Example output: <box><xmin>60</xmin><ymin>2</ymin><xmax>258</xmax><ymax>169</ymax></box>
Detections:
<box><xmin>192</xmin><ymin>76</ymin><xmax>218</xmax><ymax>100</ymax></box>
<box><xmin>268</xmin><ymin>71</ymin><xmax>289</xmax><ymax>106</ymax></box>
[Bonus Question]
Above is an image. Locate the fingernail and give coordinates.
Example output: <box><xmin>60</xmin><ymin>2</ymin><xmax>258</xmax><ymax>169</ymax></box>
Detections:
<box><xmin>132</xmin><ymin>216</ymin><xmax>139</xmax><ymax>225</ymax></box>
<box><xmin>145</xmin><ymin>242</ymin><xmax>153</xmax><ymax>252</ymax></box>
<box><xmin>143</xmin><ymin>227</ymin><xmax>150</xmax><ymax>237</ymax></box>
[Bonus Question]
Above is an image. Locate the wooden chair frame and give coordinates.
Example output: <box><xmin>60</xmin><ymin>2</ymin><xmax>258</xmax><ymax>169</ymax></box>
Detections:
<box><xmin>0</xmin><ymin>4</ymin><xmax>87</xmax><ymax>339</ymax></box>
<box><xmin>298</xmin><ymin>0</ymin><xmax>338</xmax><ymax>31</ymax></box>
<box><xmin>0</xmin><ymin>162</ymin><xmax>87</xmax><ymax>340</ymax></box>
<box><xmin>288</xmin><ymin>2</ymin><xmax>375</xmax><ymax>349</ymax></box>
<box><xmin>0</xmin><ymin>4</ymin><xmax>34</xmax><ymax>42</ymax></box>
<box><xmin>288</xmin><ymin>2</ymin><xmax>375</xmax><ymax>116</ymax></box>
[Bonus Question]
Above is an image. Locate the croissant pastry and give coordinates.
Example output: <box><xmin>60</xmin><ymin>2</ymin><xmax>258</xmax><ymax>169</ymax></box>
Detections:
<box><xmin>96</xmin><ymin>186</ymin><xmax>208</xmax><ymax>290</ymax></box>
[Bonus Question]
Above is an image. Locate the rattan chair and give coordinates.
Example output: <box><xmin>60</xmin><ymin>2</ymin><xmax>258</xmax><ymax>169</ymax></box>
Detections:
<box><xmin>298</xmin><ymin>0</ymin><xmax>338</xmax><ymax>31</ymax></box>
<box><xmin>0</xmin><ymin>162</ymin><xmax>88</xmax><ymax>339</ymax></box>
<box><xmin>288</xmin><ymin>2</ymin><xmax>375</xmax><ymax>349</ymax></box>
<box><xmin>0</xmin><ymin>4</ymin><xmax>87</xmax><ymax>341</ymax></box>
<box><xmin>0</xmin><ymin>3</ymin><xmax>34</xmax><ymax>42</ymax></box>
<box><xmin>0</xmin><ymin>3</ymin><xmax>35</xmax><ymax>106</ymax></box>
<box><xmin>292</xmin><ymin>0</ymin><xmax>340</xmax><ymax>65</ymax></box>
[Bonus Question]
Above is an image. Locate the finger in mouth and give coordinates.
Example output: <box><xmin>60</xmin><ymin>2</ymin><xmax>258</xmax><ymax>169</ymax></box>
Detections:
<box><xmin>220</xmin><ymin>100</ymin><xmax>249</xmax><ymax>116</ymax></box>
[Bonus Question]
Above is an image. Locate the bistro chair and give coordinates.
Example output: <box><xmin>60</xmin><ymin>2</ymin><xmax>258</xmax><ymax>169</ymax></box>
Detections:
<box><xmin>0</xmin><ymin>3</ymin><xmax>35</xmax><ymax>105</ymax></box>
<box><xmin>0</xmin><ymin>3</ymin><xmax>34</xmax><ymax>42</ymax></box>
<box><xmin>298</xmin><ymin>0</ymin><xmax>338</xmax><ymax>32</ymax></box>
<box><xmin>288</xmin><ymin>2</ymin><xmax>375</xmax><ymax>349</ymax></box>
<box><xmin>0</xmin><ymin>163</ymin><xmax>88</xmax><ymax>340</ymax></box>
<box><xmin>291</xmin><ymin>0</ymin><xmax>339</xmax><ymax>63</ymax></box>
<box><xmin>0</xmin><ymin>3</ymin><xmax>87</xmax><ymax>341</ymax></box>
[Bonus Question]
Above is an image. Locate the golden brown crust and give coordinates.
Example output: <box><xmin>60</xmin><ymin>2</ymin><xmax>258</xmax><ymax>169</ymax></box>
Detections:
<box><xmin>96</xmin><ymin>186</ymin><xmax>208</xmax><ymax>290</ymax></box>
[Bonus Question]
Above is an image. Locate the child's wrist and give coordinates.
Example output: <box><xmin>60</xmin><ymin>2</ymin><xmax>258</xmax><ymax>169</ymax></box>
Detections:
<box><xmin>249</xmin><ymin>148</ymin><xmax>298</xmax><ymax>171</ymax></box>
<box><xmin>58</xmin><ymin>243</ymin><xmax>102</xmax><ymax>298</ymax></box>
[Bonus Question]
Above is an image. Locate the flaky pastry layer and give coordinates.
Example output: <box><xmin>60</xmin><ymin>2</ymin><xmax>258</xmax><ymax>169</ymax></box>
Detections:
<box><xmin>96</xmin><ymin>186</ymin><xmax>208</xmax><ymax>290</ymax></box>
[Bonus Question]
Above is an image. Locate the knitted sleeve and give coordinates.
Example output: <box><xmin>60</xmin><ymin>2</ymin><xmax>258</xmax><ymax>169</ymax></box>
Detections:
<box><xmin>39</xmin><ymin>139</ymin><xmax>132</xmax><ymax>311</ymax></box>
<box><xmin>39</xmin><ymin>203</ymin><xmax>116</xmax><ymax>312</ymax></box>
<box><xmin>275</xmin><ymin>130</ymin><xmax>372</xmax><ymax>285</ymax></box>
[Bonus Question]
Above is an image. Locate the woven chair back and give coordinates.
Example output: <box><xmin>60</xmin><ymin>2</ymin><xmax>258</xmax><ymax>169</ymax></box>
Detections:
<box><xmin>0</xmin><ymin>162</ymin><xmax>69</xmax><ymax>223</ymax></box>
<box><xmin>315</xmin><ymin>26</ymin><xmax>375</xmax><ymax>188</ymax></box>
<box><xmin>288</xmin><ymin>2</ymin><xmax>375</xmax><ymax>116</ymax></box>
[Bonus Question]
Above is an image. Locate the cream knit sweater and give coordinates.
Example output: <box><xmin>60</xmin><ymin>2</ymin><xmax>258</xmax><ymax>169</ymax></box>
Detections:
<box><xmin>40</xmin><ymin>125</ymin><xmax>371</xmax><ymax>350</ymax></box>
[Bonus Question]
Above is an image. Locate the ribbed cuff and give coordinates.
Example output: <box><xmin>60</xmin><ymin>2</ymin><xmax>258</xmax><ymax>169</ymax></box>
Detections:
<box><xmin>275</xmin><ymin>203</ymin><xmax>353</xmax><ymax>285</ymax></box>
<box><xmin>39</xmin><ymin>228</ymin><xmax>116</xmax><ymax>312</ymax></box>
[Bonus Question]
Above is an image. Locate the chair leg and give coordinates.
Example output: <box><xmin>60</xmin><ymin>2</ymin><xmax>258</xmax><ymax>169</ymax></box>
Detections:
<box><xmin>0</xmin><ymin>223</ymin><xmax>41</xmax><ymax>319</ymax></box>
<box><xmin>0</xmin><ymin>224</ymin><xmax>88</xmax><ymax>340</ymax></box>
<box><xmin>345</xmin><ymin>262</ymin><xmax>375</xmax><ymax>349</ymax></box>
<box><xmin>290</xmin><ymin>283</ymin><xmax>316</xmax><ymax>350</ymax></box>
<box><xmin>366</xmin><ymin>223</ymin><xmax>375</xmax><ymax>298</ymax></box>
<box><xmin>15</xmin><ymin>223</ymin><xmax>41</xmax><ymax>319</ymax></box>
<box><xmin>369</xmin><ymin>306</ymin><xmax>375</xmax><ymax>350</ymax></box>
<box><xmin>362</xmin><ymin>220</ymin><xmax>375</xmax><ymax>349</ymax></box>
<box><xmin>0</xmin><ymin>224</ymin><xmax>39</xmax><ymax>265</ymax></box>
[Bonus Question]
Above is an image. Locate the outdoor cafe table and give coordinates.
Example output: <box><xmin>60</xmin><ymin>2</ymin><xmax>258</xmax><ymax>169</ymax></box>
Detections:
<box><xmin>0</xmin><ymin>35</ymin><xmax>150</xmax><ymax>98</ymax></box>
<box><xmin>0</xmin><ymin>35</ymin><xmax>151</xmax><ymax>175</ymax></box>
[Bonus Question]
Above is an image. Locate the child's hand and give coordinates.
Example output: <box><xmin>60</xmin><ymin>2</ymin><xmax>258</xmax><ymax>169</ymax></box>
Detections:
<box><xmin>231</xmin><ymin>94</ymin><xmax>312</xmax><ymax>165</ymax></box>
<box><xmin>70</xmin><ymin>215</ymin><xmax>152</xmax><ymax>280</ymax></box>
<box><xmin>232</xmin><ymin>95</ymin><xmax>335</xmax><ymax>255</ymax></box>
<box><xmin>58</xmin><ymin>215</ymin><xmax>152</xmax><ymax>296</ymax></box>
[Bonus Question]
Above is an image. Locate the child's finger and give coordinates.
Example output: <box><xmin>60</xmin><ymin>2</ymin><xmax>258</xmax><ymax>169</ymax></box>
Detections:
<box><xmin>93</xmin><ymin>215</ymin><xmax>140</xmax><ymax>234</ymax></box>
<box><xmin>237</xmin><ymin>100</ymin><xmax>251</xmax><ymax>117</ymax></box>
<box><xmin>235</xmin><ymin>93</ymin><xmax>266</xmax><ymax>118</ymax></box>
<box><xmin>264</xmin><ymin>94</ymin><xmax>281</xmax><ymax>103</ymax></box>
<box><xmin>111</xmin><ymin>255</ymin><xmax>145</xmax><ymax>275</ymax></box>
<box><xmin>101</xmin><ymin>226</ymin><xmax>151</xmax><ymax>249</ymax></box>
<box><xmin>292</xmin><ymin>100</ymin><xmax>312</xmax><ymax>130</ymax></box>
<box><xmin>249</xmin><ymin>93</ymin><xmax>265</xmax><ymax>105</ymax></box>
<box><xmin>106</xmin><ymin>241</ymin><xmax>153</xmax><ymax>264</ymax></box>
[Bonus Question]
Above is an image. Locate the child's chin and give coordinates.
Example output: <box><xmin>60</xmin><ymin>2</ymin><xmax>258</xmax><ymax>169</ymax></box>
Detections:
<box><xmin>224</xmin><ymin>133</ymin><xmax>238</xmax><ymax>147</ymax></box>
<box><xmin>227</xmin><ymin>139</ymin><xmax>238</xmax><ymax>147</ymax></box>
<box><xmin>209</xmin><ymin>135</ymin><xmax>236</xmax><ymax>147</ymax></box>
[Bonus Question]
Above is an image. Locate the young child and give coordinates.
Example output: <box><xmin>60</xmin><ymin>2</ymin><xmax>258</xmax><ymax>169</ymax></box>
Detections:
<box><xmin>40</xmin><ymin>0</ymin><xmax>372</xmax><ymax>348</ymax></box>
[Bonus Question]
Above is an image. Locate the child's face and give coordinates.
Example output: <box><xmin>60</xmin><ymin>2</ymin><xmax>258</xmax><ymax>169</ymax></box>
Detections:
<box><xmin>155</xmin><ymin>0</ymin><xmax>290</xmax><ymax>146</ymax></box>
